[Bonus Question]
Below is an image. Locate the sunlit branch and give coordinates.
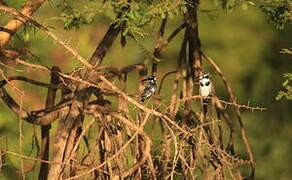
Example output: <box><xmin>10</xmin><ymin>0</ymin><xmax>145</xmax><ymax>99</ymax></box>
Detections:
<box><xmin>0</xmin><ymin>6</ymin><xmax>93</xmax><ymax>68</ymax></box>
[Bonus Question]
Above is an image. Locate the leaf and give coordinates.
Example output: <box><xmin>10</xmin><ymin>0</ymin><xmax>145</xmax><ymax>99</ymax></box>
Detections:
<box><xmin>23</xmin><ymin>31</ymin><xmax>30</xmax><ymax>42</ymax></box>
<box><xmin>276</xmin><ymin>91</ymin><xmax>284</xmax><ymax>100</ymax></box>
<box><xmin>242</xmin><ymin>3</ymin><xmax>248</xmax><ymax>10</ymax></box>
<box><xmin>282</xmin><ymin>79</ymin><xmax>289</xmax><ymax>87</ymax></box>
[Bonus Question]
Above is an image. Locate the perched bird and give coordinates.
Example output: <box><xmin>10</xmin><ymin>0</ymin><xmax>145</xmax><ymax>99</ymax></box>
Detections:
<box><xmin>198</xmin><ymin>73</ymin><xmax>213</xmax><ymax>114</ymax></box>
<box><xmin>140</xmin><ymin>76</ymin><xmax>157</xmax><ymax>103</ymax></box>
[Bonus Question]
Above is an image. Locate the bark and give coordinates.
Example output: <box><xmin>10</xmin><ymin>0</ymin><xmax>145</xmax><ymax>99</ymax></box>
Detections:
<box><xmin>0</xmin><ymin>0</ymin><xmax>47</xmax><ymax>47</ymax></box>
<box><xmin>186</xmin><ymin>0</ymin><xmax>202</xmax><ymax>78</ymax></box>
<box><xmin>38</xmin><ymin>66</ymin><xmax>60</xmax><ymax>180</ymax></box>
<box><xmin>47</xmin><ymin>20</ymin><xmax>122</xmax><ymax>179</ymax></box>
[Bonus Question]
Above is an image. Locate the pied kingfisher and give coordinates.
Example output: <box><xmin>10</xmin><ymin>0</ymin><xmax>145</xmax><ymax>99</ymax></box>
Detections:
<box><xmin>140</xmin><ymin>76</ymin><xmax>157</xmax><ymax>103</ymax></box>
<box><xmin>198</xmin><ymin>73</ymin><xmax>213</xmax><ymax>114</ymax></box>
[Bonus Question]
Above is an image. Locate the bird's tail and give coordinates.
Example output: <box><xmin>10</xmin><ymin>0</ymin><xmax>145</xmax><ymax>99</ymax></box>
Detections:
<box><xmin>139</xmin><ymin>96</ymin><xmax>145</xmax><ymax>103</ymax></box>
<box><xmin>203</xmin><ymin>98</ymin><xmax>208</xmax><ymax>115</ymax></box>
<box><xmin>216</xmin><ymin>108</ymin><xmax>221</xmax><ymax>119</ymax></box>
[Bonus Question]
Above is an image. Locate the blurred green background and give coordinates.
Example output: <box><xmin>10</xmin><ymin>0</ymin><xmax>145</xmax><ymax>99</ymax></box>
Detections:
<box><xmin>0</xmin><ymin>0</ymin><xmax>291</xmax><ymax>179</ymax></box>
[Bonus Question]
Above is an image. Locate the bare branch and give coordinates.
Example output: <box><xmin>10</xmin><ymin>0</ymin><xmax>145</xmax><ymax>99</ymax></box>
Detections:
<box><xmin>0</xmin><ymin>87</ymin><xmax>29</xmax><ymax>119</ymax></box>
<box><xmin>2</xmin><ymin>150</ymin><xmax>78</xmax><ymax>168</ymax></box>
<box><xmin>15</xmin><ymin>58</ymin><xmax>51</xmax><ymax>72</ymax></box>
<box><xmin>158</xmin><ymin>71</ymin><xmax>176</xmax><ymax>94</ymax></box>
<box><xmin>152</xmin><ymin>17</ymin><xmax>168</xmax><ymax>76</ymax></box>
<box><xmin>0</xmin><ymin>75</ymin><xmax>62</xmax><ymax>89</ymax></box>
<box><xmin>68</xmin><ymin>105</ymin><xmax>152</xmax><ymax>179</ymax></box>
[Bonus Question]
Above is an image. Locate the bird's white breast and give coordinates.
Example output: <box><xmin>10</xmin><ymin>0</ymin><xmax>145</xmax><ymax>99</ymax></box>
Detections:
<box><xmin>199</xmin><ymin>78</ymin><xmax>212</xmax><ymax>97</ymax></box>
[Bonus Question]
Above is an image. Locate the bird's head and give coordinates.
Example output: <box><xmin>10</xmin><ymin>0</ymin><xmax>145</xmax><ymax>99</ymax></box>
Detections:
<box><xmin>196</xmin><ymin>73</ymin><xmax>210</xmax><ymax>81</ymax></box>
<box><xmin>142</xmin><ymin>76</ymin><xmax>156</xmax><ymax>82</ymax></box>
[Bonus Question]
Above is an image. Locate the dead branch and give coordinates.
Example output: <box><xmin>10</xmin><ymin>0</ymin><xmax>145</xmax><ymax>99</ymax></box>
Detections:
<box><xmin>158</xmin><ymin>71</ymin><xmax>176</xmax><ymax>94</ymax></box>
<box><xmin>152</xmin><ymin>17</ymin><xmax>167</xmax><ymax>76</ymax></box>
<box><xmin>0</xmin><ymin>75</ymin><xmax>62</xmax><ymax>89</ymax></box>
<box><xmin>15</xmin><ymin>58</ymin><xmax>51</xmax><ymax>72</ymax></box>
<box><xmin>67</xmin><ymin>105</ymin><xmax>152</xmax><ymax>179</ymax></box>
<box><xmin>0</xmin><ymin>87</ymin><xmax>29</xmax><ymax>119</ymax></box>
<box><xmin>0</xmin><ymin>82</ymin><xmax>75</xmax><ymax>125</ymax></box>
<box><xmin>2</xmin><ymin>150</ymin><xmax>78</xmax><ymax>168</ymax></box>
<box><xmin>165</xmin><ymin>23</ymin><xmax>187</xmax><ymax>47</ymax></box>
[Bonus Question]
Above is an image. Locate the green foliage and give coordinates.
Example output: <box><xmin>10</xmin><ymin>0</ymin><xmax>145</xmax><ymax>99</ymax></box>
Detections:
<box><xmin>54</xmin><ymin>2</ymin><xmax>100</xmax><ymax>30</ymax></box>
<box><xmin>23</xmin><ymin>23</ymin><xmax>38</xmax><ymax>43</ymax></box>
<box><xmin>215</xmin><ymin>0</ymin><xmax>255</xmax><ymax>12</ymax></box>
<box><xmin>276</xmin><ymin>73</ymin><xmax>292</xmax><ymax>101</ymax></box>
<box><xmin>276</xmin><ymin>48</ymin><xmax>291</xmax><ymax>101</ymax></box>
<box><xmin>259</xmin><ymin>0</ymin><xmax>291</xmax><ymax>29</ymax></box>
<box><xmin>106</xmin><ymin>0</ymin><xmax>187</xmax><ymax>37</ymax></box>
<box><xmin>216</xmin><ymin>0</ymin><xmax>236</xmax><ymax>11</ymax></box>
<box><xmin>54</xmin><ymin>0</ymin><xmax>186</xmax><ymax>36</ymax></box>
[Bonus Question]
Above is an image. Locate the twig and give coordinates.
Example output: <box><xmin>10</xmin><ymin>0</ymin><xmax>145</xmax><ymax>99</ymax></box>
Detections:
<box><xmin>2</xmin><ymin>150</ymin><xmax>78</xmax><ymax>167</ymax></box>
<box><xmin>152</xmin><ymin>17</ymin><xmax>167</xmax><ymax>76</ymax></box>
<box><xmin>0</xmin><ymin>68</ymin><xmax>23</xmax><ymax>94</ymax></box>
<box><xmin>0</xmin><ymin>75</ymin><xmax>62</xmax><ymax>89</ymax></box>
<box><xmin>64</xmin><ymin>118</ymin><xmax>95</xmax><ymax>166</ymax></box>
<box><xmin>15</xmin><ymin>58</ymin><xmax>51</xmax><ymax>72</ymax></box>
<box><xmin>165</xmin><ymin>23</ymin><xmax>186</xmax><ymax>46</ymax></box>
<box><xmin>0</xmin><ymin>61</ymin><xmax>23</xmax><ymax>72</ymax></box>
<box><xmin>19</xmin><ymin>92</ymin><xmax>25</xmax><ymax>180</ymax></box>
<box><xmin>0</xmin><ymin>6</ymin><xmax>93</xmax><ymax>68</ymax></box>
<box><xmin>164</xmin><ymin>120</ymin><xmax>178</xmax><ymax>180</ymax></box>
<box><xmin>66</xmin><ymin>110</ymin><xmax>152</xmax><ymax>179</ymax></box>
<box><xmin>218</xmin><ymin>99</ymin><xmax>267</xmax><ymax>111</ymax></box>
<box><xmin>177</xmin><ymin>95</ymin><xmax>266</xmax><ymax>111</ymax></box>
<box><xmin>158</xmin><ymin>71</ymin><xmax>177</xmax><ymax>94</ymax></box>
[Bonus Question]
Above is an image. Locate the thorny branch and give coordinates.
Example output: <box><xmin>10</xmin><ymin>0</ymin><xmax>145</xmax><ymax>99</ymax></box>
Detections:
<box><xmin>201</xmin><ymin>51</ymin><xmax>256</xmax><ymax>178</ymax></box>
<box><xmin>0</xmin><ymin>5</ymin><xmax>93</xmax><ymax>68</ymax></box>
<box><xmin>0</xmin><ymin>1</ymin><xmax>264</xmax><ymax>180</ymax></box>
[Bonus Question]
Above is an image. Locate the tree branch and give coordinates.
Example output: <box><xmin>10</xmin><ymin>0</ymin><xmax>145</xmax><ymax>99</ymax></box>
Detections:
<box><xmin>0</xmin><ymin>87</ymin><xmax>29</xmax><ymax>119</ymax></box>
<box><xmin>0</xmin><ymin>0</ymin><xmax>47</xmax><ymax>47</ymax></box>
<box><xmin>152</xmin><ymin>17</ymin><xmax>168</xmax><ymax>76</ymax></box>
<box><xmin>38</xmin><ymin>66</ymin><xmax>60</xmax><ymax>180</ymax></box>
<box><xmin>0</xmin><ymin>76</ymin><xmax>62</xmax><ymax>89</ymax></box>
<box><xmin>0</xmin><ymin>5</ymin><xmax>92</xmax><ymax>68</ymax></box>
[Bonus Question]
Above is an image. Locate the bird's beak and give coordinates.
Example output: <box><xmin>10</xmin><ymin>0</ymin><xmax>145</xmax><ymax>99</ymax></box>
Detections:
<box><xmin>194</xmin><ymin>76</ymin><xmax>200</xmax><ymax>81</ymax></box>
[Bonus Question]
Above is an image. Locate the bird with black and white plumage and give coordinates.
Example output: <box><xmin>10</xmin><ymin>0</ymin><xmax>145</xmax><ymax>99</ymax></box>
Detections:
<box><xmin>139</xmin><ymin>76</ymin><xmax>157</xmax><ymax>103</ymax></box>
<box><xmin>197</xmin><ymin>73</ymin><xmax>214</xmax><ymax>115</ymax></box>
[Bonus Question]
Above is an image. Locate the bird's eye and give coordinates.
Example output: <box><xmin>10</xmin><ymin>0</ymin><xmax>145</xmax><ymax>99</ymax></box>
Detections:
<box><xmin>200</xmin><ymin>83</ymin><xmax>204</xmax><ymax>87</ymax></box>
<box><xmin>205</xmin><ymin>82</ymin><xmax>210</xmax><ymax>86</ymax></box>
